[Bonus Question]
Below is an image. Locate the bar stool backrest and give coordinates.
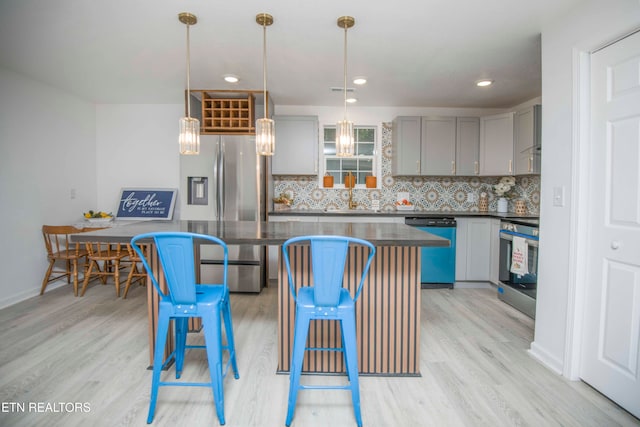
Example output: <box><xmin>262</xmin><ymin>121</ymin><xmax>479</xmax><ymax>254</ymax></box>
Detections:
<box><xmin>283</xmin><ymin>235</ymin><xmax>375</xmax><ymax>305</ymax></box>
<box><xmin>131</xmin><ymin>232</ymin><xmax>228</xmax><ymax>306</ymax></box>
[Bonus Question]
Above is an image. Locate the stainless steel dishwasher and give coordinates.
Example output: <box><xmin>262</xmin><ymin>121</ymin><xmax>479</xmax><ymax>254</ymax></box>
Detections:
<box><xmin>405</xmin><ymin>217</ymin><xmax>456</xmax><ymax>289</ymax></box>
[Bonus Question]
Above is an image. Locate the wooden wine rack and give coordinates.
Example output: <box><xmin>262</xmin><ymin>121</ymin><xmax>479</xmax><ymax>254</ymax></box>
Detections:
<box><xmin>187</xmin><ymin>90</ymin><xmax>272</xmax><ymax>135</ymax></box>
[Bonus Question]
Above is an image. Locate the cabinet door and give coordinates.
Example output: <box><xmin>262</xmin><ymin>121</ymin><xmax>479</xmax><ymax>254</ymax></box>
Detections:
<box><xmin>272</xmin><ymin>116</ymin><xmax>318</xmax><ymax>175</ymax></box>
<box><xmin>392</xmin><ymin>116</ymin><xmax>421</xmax><ymax>175</ymax></box>
<box><xmin>456</xmin><ymin>117</ymin><xmax>480</xmax><ymax>176</ymax></box>
<box><xmin>455</xmin><ymin>217</ymin><xmax>491</xmax><ymax>281</ymax></box>
<box><xmin>514</xmin><ymin>105</ymin><xmax>541</xmax><ymax>175</ymax></box>
<box><xmin>421</xmin><ymin>117</ymin><xmax>456</xmax><ymax>175</ymax></box>
<box><xmin>465</xmin><ymin>218</ymin><xmax>491</xmax><ymax>280</ymax></box>
<box><xmin>489</xmin><ymin>218</ymin><xmax>501</xmax><ymax>284</ymax></box>
<box><xmin>479</xmin><ymin>112</ymin><xmax>514</xmax><ymax>176</ymax></box>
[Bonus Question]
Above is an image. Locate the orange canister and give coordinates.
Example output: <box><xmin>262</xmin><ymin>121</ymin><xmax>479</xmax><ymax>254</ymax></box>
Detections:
<box><xmin>323</xmin><ymin>174</ymin><xmax>334</xmax><ymax>188</ymax></box>
<box><xmin>344</xmin><ymin>173</ymin><xmax>356</xmax><ymax>188</ymax></box>
<box><xmin>365</xmin><ymin>176</ymin><xmax>377</xmax><ymax>188</ymax></box>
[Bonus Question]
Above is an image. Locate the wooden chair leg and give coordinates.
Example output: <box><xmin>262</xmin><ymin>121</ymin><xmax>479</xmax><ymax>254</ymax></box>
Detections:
<box><xmin>114</xmin><ymin>261</ymin><xmax>121</xmax><ymax>297</ymax></box>
<box><xmin>40</xmin><ymin>260</ymin><xmax>56</xmax><ymax>295</ymax></box>
<box><xmin>71</xmin><ymin>259</ymin><xmax>80</xmax><ymax>297</ymax></box>
<box><xmin>80</xmin><ymin>262</ymin><xmax>96</xmax><ymax>296</ymax></box>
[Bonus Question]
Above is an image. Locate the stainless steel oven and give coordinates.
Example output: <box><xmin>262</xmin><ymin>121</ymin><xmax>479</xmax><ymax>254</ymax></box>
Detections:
<box><xmin>498</xmin><ymin>218</ymin><xmax>539</xmax><ymax>319</ymax></box>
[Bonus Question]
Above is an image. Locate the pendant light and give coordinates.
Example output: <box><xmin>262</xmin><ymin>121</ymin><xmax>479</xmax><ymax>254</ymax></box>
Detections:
<box><xmin>255</xmin><ymin>13</ymin><xmax>275</xmax><ymax>156</ymax></box>
<box><xmin>178</xmin><ymin>12</ymin><xmax>200</xmax><ymax>155</ymax></box>
<box><xmin>336</xmin><ymin>16</ymin><xmax>355</xmax><ymax>157</ymax></box>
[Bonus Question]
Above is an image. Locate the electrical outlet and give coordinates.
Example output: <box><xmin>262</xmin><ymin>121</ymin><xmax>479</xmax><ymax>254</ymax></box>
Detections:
<box><xmin>466</xmin><ymin>193</ymin><xmax>476</xmax><ymax>203</ymax></box>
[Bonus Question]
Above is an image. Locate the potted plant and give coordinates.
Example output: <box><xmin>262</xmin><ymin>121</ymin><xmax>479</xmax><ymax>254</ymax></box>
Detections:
<box><xmin>493</xmin><ymin>176</ymin><xmax>516</xmax><ymax>213</ymax></box>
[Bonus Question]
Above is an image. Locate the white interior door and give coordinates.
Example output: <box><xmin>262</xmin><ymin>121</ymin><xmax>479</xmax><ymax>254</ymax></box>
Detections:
<box><xmin>580</xmin><ymin>30</ymin><xmax>640</xmax><ymax>418</ymax></box>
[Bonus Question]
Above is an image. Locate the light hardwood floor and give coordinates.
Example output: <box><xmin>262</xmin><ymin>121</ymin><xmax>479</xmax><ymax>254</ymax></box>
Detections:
<box><xmin>0</xmin><ymin>281</ymin><xmax>638</xmax><ymax>427</ymax></box>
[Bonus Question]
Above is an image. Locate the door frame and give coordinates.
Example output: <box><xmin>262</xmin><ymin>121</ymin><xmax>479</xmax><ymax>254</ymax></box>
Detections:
<box><xmin>563</xmin><ymin>29</ymin><xmax>640</xmax><ymax>380</ymax></box>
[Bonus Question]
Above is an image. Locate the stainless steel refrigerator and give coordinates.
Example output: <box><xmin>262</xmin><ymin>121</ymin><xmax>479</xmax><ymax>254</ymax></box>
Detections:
<box><xmin>179</xmin><ymin>134</ymin><xmax>267</xmax><ymax>292</ymax></box>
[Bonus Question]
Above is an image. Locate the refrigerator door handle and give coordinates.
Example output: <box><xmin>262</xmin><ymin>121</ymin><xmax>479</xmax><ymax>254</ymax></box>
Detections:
<box><xmin>218</xmin><ymin>137</ymin><xmax>225</xmax><ymax>219</ymax></box>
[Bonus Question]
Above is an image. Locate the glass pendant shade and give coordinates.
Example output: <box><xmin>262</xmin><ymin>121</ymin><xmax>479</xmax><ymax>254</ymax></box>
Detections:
<box><xmin>179</xmin><ymin>116</ymin><xmax>200</xmax><ymax>155</ymax></box>
<box><xmin>256</xmin><ymin>117</ymin><xmax>275</xmax><ymax>156</ymax></box>
<box><xmin>256</xmin><ymin>13</ymin><xmax>275</xmax><ymax>156</ymax></box>
<box><xmin>336</xmin><ymin>119</ymin><xmax>354</xmax><ymax>157</ymax></box>
<box><xmin>178</xmin><ymin>12</ymin><xmax>199</xmax><ymax>155</ymax></box>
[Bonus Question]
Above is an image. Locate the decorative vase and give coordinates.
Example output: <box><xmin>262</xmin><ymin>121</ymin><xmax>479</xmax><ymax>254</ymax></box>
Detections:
<box><xmin>497</xmin><ymin>197</ymin><xmax>508</xmax><ymax>213</ymax></box>
<box><xmin>478</xmin><ymin>194</ymin><xmax>489</xmax><ymax>212</ymax></box>
<box><xmin>515</xmin><ymin>199</ymin><xmax>527</xmax><ymax>216</ymax></box>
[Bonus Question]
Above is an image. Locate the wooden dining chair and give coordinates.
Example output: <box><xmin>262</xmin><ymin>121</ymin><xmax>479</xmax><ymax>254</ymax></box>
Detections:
<box><xmin>122</xmin><ymin>243</ymin><xmax>147</xmax><ymax>299</ymax></box>
<box><xmin>41</xmin><ymin>225</ymin><xmax>89</xmax><ymax>297</ymax></box>
<box><xmin>80</xmin><ymin>242</ymin><xmax>127</xmax><ymax>297</ymax></box>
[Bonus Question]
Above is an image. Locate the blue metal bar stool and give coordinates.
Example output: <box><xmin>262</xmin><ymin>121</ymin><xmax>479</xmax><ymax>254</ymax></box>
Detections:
<box><xmin>282</xmin><ymin>235</ymin><xmax>376</xmax><ymax>427</ymax></box>
<box><xmin>131</xmin><ymin>232</ymin><xmax>239</xmax><ymax>425</ymax></box>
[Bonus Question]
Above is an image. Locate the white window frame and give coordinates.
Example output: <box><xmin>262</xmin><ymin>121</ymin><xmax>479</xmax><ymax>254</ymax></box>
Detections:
<box><xmin>318</xmin><ymin>124</ymin><xmax>380</xmax><ymax>189</ymax></box>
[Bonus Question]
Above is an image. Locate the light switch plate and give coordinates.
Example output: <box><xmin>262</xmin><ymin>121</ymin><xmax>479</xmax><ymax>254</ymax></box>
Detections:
<box><xmin>553</xmin><ymin>186</ymin><xmax>565</xmax><ymax>207</ymax></box>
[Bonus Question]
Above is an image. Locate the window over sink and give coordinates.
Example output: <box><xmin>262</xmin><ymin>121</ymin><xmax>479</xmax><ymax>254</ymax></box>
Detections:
<box><xmin>320</xmin><ymin>125</ymin><xmax>378</xmax><ymax>188</ymax></box>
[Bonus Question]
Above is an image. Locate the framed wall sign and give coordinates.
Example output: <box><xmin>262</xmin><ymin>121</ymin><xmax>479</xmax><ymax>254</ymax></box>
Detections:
<box><xmin>116</xmin><ymin>188</ymin><xmax>177</xmax><ymax>220</ymax></box>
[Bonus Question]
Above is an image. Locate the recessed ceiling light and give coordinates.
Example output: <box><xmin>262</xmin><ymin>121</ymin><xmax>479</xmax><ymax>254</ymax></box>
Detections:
<box><xmin>476</xmin><ymin>79</ymin><xmax>493</xmax><ymax>87</ymax></box>
<box><xmin>224</xmin><ymin>75</ymin><xmax>239</xmax><ymax>83</ymax></box>
<box><xmin>353</xmin><ymin>77</ymin><xmax>367</xmax><ymax>85</ymax></box>
<box><xmin>346</xmin><ymin>98</ymin><xmax>357</xmax><ymax>103</ymax></box>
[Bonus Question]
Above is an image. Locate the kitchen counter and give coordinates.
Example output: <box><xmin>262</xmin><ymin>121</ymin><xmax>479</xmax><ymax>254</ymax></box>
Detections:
<box><xmin>269</xmin><ymin>209</ymin><xmax>539</xmax><ymax>220</ymax></box>
<box><xmin>73</xmin><ymin>219</ymin><xmax>445</xmax><ymax>375</ymax></box>
<box><xmin>72</xmin><ymin>219</ymin><xmax>449</xmax><ymax>247</ymax></box>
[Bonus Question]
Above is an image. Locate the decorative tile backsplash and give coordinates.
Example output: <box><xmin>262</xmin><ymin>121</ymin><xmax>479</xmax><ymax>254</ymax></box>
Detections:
<box><xmin>274</xmin><ymin>122</ymin><xmax>540</xmax><ymax>214</ymax></box>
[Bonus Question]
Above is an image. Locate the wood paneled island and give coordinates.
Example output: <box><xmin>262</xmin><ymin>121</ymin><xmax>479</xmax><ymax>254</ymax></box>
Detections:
<box><xmin>72</xmin><ymin>220</ymin><xmax>449</xmax><ymax>376</ymax></box>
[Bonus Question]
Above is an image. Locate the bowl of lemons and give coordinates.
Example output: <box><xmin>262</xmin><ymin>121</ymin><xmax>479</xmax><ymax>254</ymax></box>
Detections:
<box><xmin>83</xmin><ymin>210</ymin><xmax>114</xmax><ymax>223</ymax></box>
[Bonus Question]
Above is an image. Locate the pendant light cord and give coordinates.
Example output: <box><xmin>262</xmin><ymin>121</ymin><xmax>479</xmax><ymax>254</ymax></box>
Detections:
<box><xmin>343</xmin><ymin>24</ymin><xmax>348</xmax><ymax>121</ymax></box>
<box><xmin>263</xmin><ymin>20</ymin><xmax>267</xmax><ymax>118</ymax></box>
<box><xmin>186</xmin><ymin>23</ymin><xmax>191</xmax><ymax>119</ymax></box>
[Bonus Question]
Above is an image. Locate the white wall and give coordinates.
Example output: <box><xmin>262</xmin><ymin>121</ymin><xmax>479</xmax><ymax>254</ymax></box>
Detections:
<box><xmin>95</xmin><ymin>104</ymin><xmax>182</xmax><ymax>215</ymax></box>
<box><xmin>531</xmin><ymin>0</ymin><xmax>640</xmax><ymax>374</ymax></box>
<box><xmin>0</xmin><ymin>67</ymin><xmax>97</xmax><ymax>307</ymax></box>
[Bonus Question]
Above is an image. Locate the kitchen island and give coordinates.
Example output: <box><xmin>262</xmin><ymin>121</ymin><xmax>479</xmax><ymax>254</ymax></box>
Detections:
<box><xmin>72</xmin><ymin>220</ymin><xmax>448</xmax><ymax>376</ymax></box>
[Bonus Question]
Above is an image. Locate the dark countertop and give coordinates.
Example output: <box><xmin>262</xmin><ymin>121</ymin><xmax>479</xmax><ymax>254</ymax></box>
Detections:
<box><xmin>268</xmin><ymin>209</ymin><xmax>539</xmax><ymax>221</ymax></box>
<box><xmin>71</xmin><ymin>219</ymin><xmax>450</xmax><ymax>247</ymax></box>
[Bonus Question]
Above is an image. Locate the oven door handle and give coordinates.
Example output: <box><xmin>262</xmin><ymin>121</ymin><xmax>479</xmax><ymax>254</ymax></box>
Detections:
<box><xmin>499</xmin><ymin>230</ymin><xmax>539</xmax><ymax>247</ymax></box>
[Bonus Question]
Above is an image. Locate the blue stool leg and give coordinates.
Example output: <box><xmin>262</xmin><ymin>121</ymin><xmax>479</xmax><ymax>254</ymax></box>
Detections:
<box><xmin>221</xmin><ymin>298</ymin><xmax>240</xmax><ymax>379</ymax></box>
<box><xmin>341</xmin><ymin>315</ymin><xmax>362</xmax><ymax>427</ymax></box>
<box><xmin>174</xmin><ymin>317</ymin><xmax>188</xmax><ymax>379</ymax></box>
<box><xmin>202</xmin><ymin>309</ymin><xmax>226</xmax><ymax>425</ymax></box>
<box><xmin>285</xmin><ymin>309</ymin><xmax>311</xmax><ymax>427</ymax></box>
<box><xmin>147</xmin><ymin>310</ymin><xmax>170</xmax><ymax>424</ymax></box>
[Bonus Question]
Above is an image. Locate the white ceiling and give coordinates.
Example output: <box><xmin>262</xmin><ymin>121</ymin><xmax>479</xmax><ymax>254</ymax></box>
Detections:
<box><xmin>0</xmin><ymin>0</ymin><xmax>585</xmax><ymax>108</ymax></box>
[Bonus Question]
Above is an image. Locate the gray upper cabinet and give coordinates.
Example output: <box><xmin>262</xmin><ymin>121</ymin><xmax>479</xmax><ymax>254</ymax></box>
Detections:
<box><xmin>392</xmin><ymin>116</ymin><xmax>422</xmax><ymax>175</ymax></box>
<box><xmin>421</xmin><ymin>117</ymin><xmax>456</xmax><ymax>175</ymax></box>
<box><xmin>455</xmin><ymin>117</ymin><xmax>480</xmax><ymax>175</ymax></box>
<box><xmin>271</xmin><ymin>115</ymin><xmax>319</xmax><ymax>175</ymax></box>
<box><xmin>514</xmin><ymin>105</ymin><xmax>541</xmax><ymax>175</ymax></box>
<box><xmin>392</xmin><ymin>116</ymin><xmax>479</xmax><ymax>176</ymax></box>
<box><xmin>479</xmin><ymin>112</ymin><xmax>514</xmax><ymax>176</ymax></box>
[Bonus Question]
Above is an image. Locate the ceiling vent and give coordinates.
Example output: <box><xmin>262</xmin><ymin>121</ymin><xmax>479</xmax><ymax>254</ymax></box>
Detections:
<box><xmin>330</xmin><ymin>87</ymin><xmax>355</xmax><ymax>93</ymax></box>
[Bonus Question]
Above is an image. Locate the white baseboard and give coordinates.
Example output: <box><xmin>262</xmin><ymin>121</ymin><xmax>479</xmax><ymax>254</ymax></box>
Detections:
<box><xmin>528</xmin><ymin>341</ymin><xmax>564</xmax><ymax>375</ymax></box>
<box><xmin>0</xmin><ymin>281</ymin><xmax>69</xmax><ymax>310</ymax></box>
<box><xmin>453</xmin><ymin>281</ymin><xmax>493</xmax><ymax>289</ymax></box>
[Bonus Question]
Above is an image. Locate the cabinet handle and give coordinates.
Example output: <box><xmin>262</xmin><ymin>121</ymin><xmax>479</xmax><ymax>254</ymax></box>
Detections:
<box><xmin>451</xmin><ymin>161</ymin><xmax>456</xmax><ymax>174</ymax></box>
<box><xmin>528</xmin><ymin>156</ymin><xmax>532</xmax><ymax>173</ymax></box>
<box><xmin>508</xmin><ymin>159</ymin><xmax>513</xmax><ymax>174</ymax></box>
<box><xmin>474</xmin><ymin>161</ymin><xmax>479</xmax><ymax>175</ymax></box>
<box><xmin>416</xmin><ymin>160</ymin><xmax>420</xmax><ymax>174</ymax></box>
